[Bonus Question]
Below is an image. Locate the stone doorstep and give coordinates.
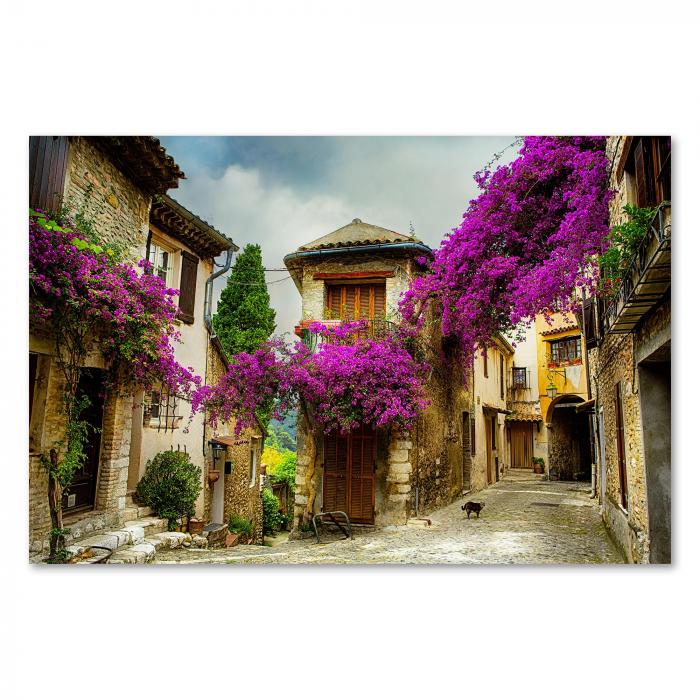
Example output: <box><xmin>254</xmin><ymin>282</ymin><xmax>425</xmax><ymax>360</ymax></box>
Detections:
<box><xmin>60</xmin><ymin>516</ymin><xmax>186</xmax><ymax>565</ymax></box>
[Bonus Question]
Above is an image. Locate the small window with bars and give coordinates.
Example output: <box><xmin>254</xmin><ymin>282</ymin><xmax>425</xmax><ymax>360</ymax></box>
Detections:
<box><xmin>145</xmin><ymin>389</ymin><xmax>182</xmax><ymax>431</ymax></box>
<box><xmin>512</xmin><ymin>367</ymin><xmax>529</xmax><ymax>389</ymax></box>
<box><xmin>549</xmin><ymin>336</ymin><xmax>581</xmax><ymax>365</ymax></box>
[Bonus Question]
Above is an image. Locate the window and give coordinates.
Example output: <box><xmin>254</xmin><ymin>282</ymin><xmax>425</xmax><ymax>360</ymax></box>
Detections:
<box><xmin>146</xmin><ymin>389</ymin><xmax>181</xmax><ymax>431</ymax></box>
<box><xmin>624</xmin><ymin>137</ymin><xmax>671</xmax><ymax>208</ymax></box>
<box><xmin>512</xmin><ymin>367</ymin><xmax>528</xmax><ymax>389</ymax></box>
<box><xmin>326</xmin><ymin>283</ymin><xmax>386</xmax><ymax>320</ymax></box>
<box><xmin>614</xmin><ymin>382</ymin><xmax>628</xmax><ymax>511</ymax></box>
<box><xmin>29</xmin><ymin>136</ymin><xmax>69</xmax><ymax>212</ymax></box>
<box><xmin>550</xmin><ymin>336</ymin><xmax>581</xmax><ymax>365</ymax></box>
<box><xmin>500</xmin><ymin>354</ymin><xmax>504</xmax><ymax>399</ymax></box>
<box><xmin>249</xmin><ymin>440</ymin><xmax>259</xmax><ymax>487</ymax></box>
<box><xmin>147</xmin><ymin>237</ymin><xmax>174</xmax><ymax>287</ymax></box>
<box><xmin>178</xmin><ymin>251</ymin><xmax>199</xmax><ymax>324</ymax></box>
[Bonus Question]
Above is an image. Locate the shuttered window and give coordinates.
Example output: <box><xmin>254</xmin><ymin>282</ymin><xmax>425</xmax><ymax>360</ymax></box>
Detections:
<box><xmin>178</xmin><ymin>251</ymin><xmax>199</xmax><ymax>324</ymax></box>
<box><xmin>627</xmin><ymin>137</ymin><xmax>672</xmax><ymax>209</ymax></box>
<box><xmin>29</xmin><ymin>136</ymin><xmax>69</xmax><ymax>212</ymax></box>
<box><xmin>326</xmin><ymin>283</ymin><xmax>386</xmax><ymax>320</ymax></box>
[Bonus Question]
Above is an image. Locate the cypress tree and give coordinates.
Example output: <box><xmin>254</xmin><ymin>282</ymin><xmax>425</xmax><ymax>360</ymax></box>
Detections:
<box><xmin>213</xmin><ymin>243</ymin><xmax>276</xmax><ymax>357</ymax></box>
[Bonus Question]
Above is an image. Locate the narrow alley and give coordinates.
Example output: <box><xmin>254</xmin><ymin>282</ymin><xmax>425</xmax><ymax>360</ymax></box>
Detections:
<box><xmin>155</xmin><ymin>472</ymin><xmax>624</xmax><ymax>565</ymax></box>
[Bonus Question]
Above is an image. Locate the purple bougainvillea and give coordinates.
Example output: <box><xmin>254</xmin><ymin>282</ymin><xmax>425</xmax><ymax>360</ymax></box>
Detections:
<box><xmin>399</xmin><ymin>136</ymin><xmax>612</xmax><ymax>353</ymax></box>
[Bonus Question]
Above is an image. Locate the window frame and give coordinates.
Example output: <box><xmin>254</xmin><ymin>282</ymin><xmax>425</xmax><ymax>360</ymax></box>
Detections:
<box><xmin>549</xmin><ymin>336</ymin><xmax>582</xmax><ymax>365</ymax></box>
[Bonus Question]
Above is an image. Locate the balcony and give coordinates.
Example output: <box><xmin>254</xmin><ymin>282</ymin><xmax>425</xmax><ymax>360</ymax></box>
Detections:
<box><xmin>602</xmin><ymin>203</ymin><xmax>671</xmax><ymax>335</ymax></box>
<box><xmin>297</xmin><ymin>319</ymin><xmax>398</xmax><ymax>352</ymax></box>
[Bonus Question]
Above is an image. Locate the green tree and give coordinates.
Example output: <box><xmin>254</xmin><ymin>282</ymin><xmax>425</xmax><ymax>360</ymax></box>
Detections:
<box><xmin>213</xmin><ymin>243</ymin><xmax>276</xmax><ymax>357</ymax></box>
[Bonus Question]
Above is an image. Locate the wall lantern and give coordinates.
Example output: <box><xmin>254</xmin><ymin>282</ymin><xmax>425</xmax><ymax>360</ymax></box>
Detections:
<box><xmin>545</xmin><ymin>368</ymin><xmax>567</xmax><ymax>400</ymax></box>
<box><xmin>208</xmin><ymin>440</ymin><xmax>225</xmax><ymax>460</ymax></box>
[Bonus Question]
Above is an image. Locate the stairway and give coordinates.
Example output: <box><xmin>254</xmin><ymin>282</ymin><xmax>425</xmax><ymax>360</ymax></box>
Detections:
<box><xmin>60</xmin><ymin>496</ymin><xmax>196</xmax><ymax>564</ymax></box>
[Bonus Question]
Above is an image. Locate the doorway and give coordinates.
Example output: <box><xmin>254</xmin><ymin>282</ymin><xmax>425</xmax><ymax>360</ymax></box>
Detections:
<box><xmin>510</xmin><ymin>421</ymin><xmax>534</xmax><ymax>469</ymax></box>
<box><xmin>323</xmin><ymin>427</ymin><xmax>376</xmax><ymax>524</ymax></box>
<box><xmin>62</xmin><ymin>368</ymin><xmax>105</xmax><ymax>513</ymax></box>
<box><xmin>461</xmin><ymin>411</ymin><xmax>471</xmax><ymax>491</ymax></box>
<box><xmin>638</xmin><ymin>349</ymin><xmax>671</xmax><ymax>563</ymax></box>
<box><xmin>484</xmin><ymin>413</ymin><xmax>497</xmax><ymax>485</ymax></box>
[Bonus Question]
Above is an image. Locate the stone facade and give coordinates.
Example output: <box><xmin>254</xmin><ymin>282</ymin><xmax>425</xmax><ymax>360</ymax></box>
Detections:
<box><xmin>286</xmin><ymin>222</ymin><xmax>473</xmax><ymax>531</ymax></box>
<box><xmin>586</xmin><ymin>136</ymin><xmax>672</xmax><ymax>563</ymax></box>
<box><xmin>28</xmin><ymin>137</ymin><xmax>174</xmax><ymax>555</ymax></box>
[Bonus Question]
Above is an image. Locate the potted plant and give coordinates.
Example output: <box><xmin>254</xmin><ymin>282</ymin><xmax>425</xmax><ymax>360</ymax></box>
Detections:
<box><xmin>532</xmin><ymin>457</ymin><xmax>545</xmax><ymax>474</ymax></box>
<box><xmin>227</xmin><ymin>514</ymin><xmax>253</xmax><ymax>546</ymax></box>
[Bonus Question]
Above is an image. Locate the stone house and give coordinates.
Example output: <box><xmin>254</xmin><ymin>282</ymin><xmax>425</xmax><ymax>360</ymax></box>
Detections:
<box><xmin>471</xmin><ymin>334</ymin><xmax>514</xmax><ymax>489</ymax></box>
<box><xmin>284</xmin><ymin>219</ymin><xmax>473</xmax><ymax>531</ymax></box>
<box><xmin>583</xmin><ymin>136</ymin><xmax>671</xmax><ymax>563</ymax></box>
<box><xmin>29</xmin><ymin>136</ymin><xmax>184</xmax><ymax>553</ymax></box>
<box><xmin>202</xmin><ymin>337</ymin><xmax>265</xmax><ymax>545</ymax></box>
<box><xmin>126</xmin><ymin>194</ymin><xmax>239</xmax><ymax>522</ymax></box>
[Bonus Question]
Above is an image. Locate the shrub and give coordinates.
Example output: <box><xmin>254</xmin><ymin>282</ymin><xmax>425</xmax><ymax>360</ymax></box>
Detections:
<box><xmin>262</xmin><ymin>487</ymin><xmax>283</xmax><ymax>535</ymax></box>
<box><xmin>228</xmin><ymin>514</ymin><xmax>253</xmax><ymax>537</ymax></box>
<box><xmin>135</xmin><ymin>450</ymin><xmax>202</xmax><ymax>531</ymax></box>
<box><xmin>269</xmin><ymin>450</ymin><xmax>296</xmax><ymax>492</ymax></box>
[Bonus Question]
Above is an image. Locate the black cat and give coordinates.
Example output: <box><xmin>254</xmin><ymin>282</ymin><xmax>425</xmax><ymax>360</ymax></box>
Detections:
<box><xmin>462</xmin><ymin>501</ymin><xmax>485</xmax><ymax>519</ymax></box>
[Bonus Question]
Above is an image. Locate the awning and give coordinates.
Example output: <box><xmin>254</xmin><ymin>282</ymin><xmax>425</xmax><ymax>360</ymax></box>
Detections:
<box><xmin>210</xmin><ymin>435</ymin><xmax>247</xmax><ymax>447</ymax></box>
<box><xmin>482</xmin><ymin>403</ymin><xmax>512</xmax><ymax>415</ymax></box>
<box><xmin>506</xmin><ymin>413</ymin><xmax>543</xmax><ymax>422</ymax></box>
<box><xmin>575</xmin><ymin>399</ymin><xmax>596</xmax><ymax>413</ymax></box>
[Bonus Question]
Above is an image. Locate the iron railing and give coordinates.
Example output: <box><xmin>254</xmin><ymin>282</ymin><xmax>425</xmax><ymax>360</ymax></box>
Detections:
<box><xmin>601</xmin><ymin>203</ymin><xmax>671</xmax><ymax>335</ymax></box>
<box><xmin>300</xmin><ymin>319</ymin><xmax>398</xmax><ymax>352</ymax></box>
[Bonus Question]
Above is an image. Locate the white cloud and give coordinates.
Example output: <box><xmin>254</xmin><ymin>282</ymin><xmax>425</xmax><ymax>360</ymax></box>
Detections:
<box><xmin>168</xmin><ymin>137</ymin><xmax>518</xmax><ymax>337</ymax></box>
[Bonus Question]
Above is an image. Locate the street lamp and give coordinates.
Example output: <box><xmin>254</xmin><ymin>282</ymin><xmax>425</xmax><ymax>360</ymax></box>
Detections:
<box><xmin>546</xmin><ymin>383</ymin><xmax>557</xmax><ymax>400</ymax></box>
<box><xmin>209</xmin><ymin>440</ymin><xmax>225</xmax><ymax>460</ymax></box>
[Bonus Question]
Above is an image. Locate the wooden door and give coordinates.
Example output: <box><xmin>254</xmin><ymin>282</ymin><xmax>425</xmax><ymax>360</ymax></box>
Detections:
<box><xmin>510</xmin><ymin>422</ymin><xmax>533</xmax><ymax>469</ymax></box>
<box><xmin>461</xmin><ymin>412</ymin><xmax>471</xmax><ymax>491</ymax></box>
<box><xmin>323</xmin><ymin>428</ymin><xmax>375</xmax><ymax>523</ymax></box>
<box><xmin>484</xmin><ymin>418</ymin><xmax>494</xmax><ymax>485</ymax></box>
<box><xmin>62</xmin><ymin>368</ymin><xmax>105</xmax><ymax>513</ymax></box>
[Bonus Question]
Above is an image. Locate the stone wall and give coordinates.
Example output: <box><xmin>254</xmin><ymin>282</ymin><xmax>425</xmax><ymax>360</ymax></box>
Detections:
<box><xmin>29</xmin><ymin>138</ymin><xmax>153</xmax><ymax>555</ymax></box>
<box><xmin>588</xmin><ymin>136</ymin><xmax>671</xmax><ymax>563</ymax></box>
<box><xmin>203</xmin><ymin>340</ymin><xmax>264</xmax><ymax>544</ymax></box>
<box><xmin>62</xmin><ymin>137</ymin><xmax>152</xmax><ymax>260</ymax></box>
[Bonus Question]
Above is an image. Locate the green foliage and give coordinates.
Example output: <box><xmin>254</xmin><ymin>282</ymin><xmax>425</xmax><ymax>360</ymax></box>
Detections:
<box><xmin>228</xmin><ymin>514</ymin><xmax>253</xmax><ymax>537</ymax></box>
<box><xmin>269</xmin><ymin>451</ymin><xmax>297</xmax><ymax>492</ymax></box>
<box><xmin>135</xmin><ymin>451</ymin><xmax>203</xmax><ymax>531</ymax></box>
<box><xmin>265</xmin><ymin>420</ymin><xmax>296</xmax><ymax>452</ymax></box>
<box><xmin>213</xmin><ymin>243</ymin><xmax>276</xmax><ymax>357</ymax></box>
<box><xmin>268</xmin><ymin>411</ymin><xmax>297</xmax><ymax>447</ymax></box>
<box><xmin>262</xmin><ymin>487</ymin><xmax>283</xmax><ymax>535</ymax></box>
<box><xmin>600</xmin><ymin>204</ymin><xmax>657</xmax><ymax>295</ymax></box>
<box><xmin>532</xmin><ymin>456</ymin><xmax>545</xmax><ymax>468</ymax></box>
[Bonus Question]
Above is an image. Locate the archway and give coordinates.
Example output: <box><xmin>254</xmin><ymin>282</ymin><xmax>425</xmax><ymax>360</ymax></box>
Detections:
<box><xmin>547</xmin><ymin>394</ymin><xmax>592</xmax><ymax>481</ymax></box>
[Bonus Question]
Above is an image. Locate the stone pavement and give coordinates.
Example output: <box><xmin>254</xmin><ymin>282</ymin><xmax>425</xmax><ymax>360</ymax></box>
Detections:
<box><xmin>153</xmin><ymin>471</ymin><xmax>626</xmax><ymax>565</ymax></box>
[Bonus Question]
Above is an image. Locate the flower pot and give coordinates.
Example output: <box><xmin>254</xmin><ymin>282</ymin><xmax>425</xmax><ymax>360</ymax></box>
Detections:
<box><xmin>208</xmin><ymin>470</ymin><xmax>221</xmax><ymax>485</ymax></box>
<box><xmin>225</xmin><ymin>532</ymin><xmax>240</xmax><ymax>548</ymax></box>
<box><xmin>533</xmin><ymin>464</ymin><xmax>545</xmax><ymax>474</ymax></box>
<box><xmin>188</xmin><ymin>518</ymin><xmax>205</xmax><ymax>535</ymax></box>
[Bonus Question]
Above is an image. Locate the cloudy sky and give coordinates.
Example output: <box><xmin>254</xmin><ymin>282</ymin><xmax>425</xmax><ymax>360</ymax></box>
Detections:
<box><xmin>158</xmin><ymin>136</ymin><xmax>518</xmax><ymax>337</ymax></box>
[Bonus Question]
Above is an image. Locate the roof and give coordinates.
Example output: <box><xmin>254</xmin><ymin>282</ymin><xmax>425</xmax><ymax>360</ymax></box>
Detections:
<box><xmin>89</xmin><ymin>136</ymin><xmax>185</xmax><ymax>194</ymax></box>
<box><xmin>540</xmin><ymin>324</ymin><xmax>579</xmax><ymax>337</ymax></box>
<box><xmin>297</xmin><ymin>218</ymin><xmax>420</xmax><ymax>251</ymax></box>
<box><xmin>150</xmin><ymin>195</ymin><xmax>238</xmax><ymax>259</ymax></box>
<box><xmin>506</xmin><ymin>412</ymin><xmax>543</xmax><ymax>422</ymax></box>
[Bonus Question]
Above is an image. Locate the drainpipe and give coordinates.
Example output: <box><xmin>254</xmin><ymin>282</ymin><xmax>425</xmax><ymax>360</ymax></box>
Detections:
<box><xmin>202</xmin><ymin>245</ymin><xmax>237</xmax><ymax>458</ymax></box>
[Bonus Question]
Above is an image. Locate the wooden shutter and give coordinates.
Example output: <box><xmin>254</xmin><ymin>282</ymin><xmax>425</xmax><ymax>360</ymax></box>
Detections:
<box><xmin>500</xmin><ymin>354</ymin><xmax>504</xmax><ymax>399</ymax></box>
<box><xmin>373</xmin><ymin>284</ymin><xmax>386</xmax><ymax>318</ymax></box>
<box><xmin>614</xmin><ymin>382</ymin><xmax>628</xmax><ymax>510</ymax></box>
<box><xmin>29</xmin><ymin>136</ymin><xmax>69</xmax><ymax>212</ymax></box>
<box><xmin>359</xmin><ymin>285</ymin><xmax>371</xmax><ymax>319</ymax></box>
<box><xmin>633</xmin><ymin>139</ymin><xmax>648</xmax><ymax>208</ymax></box>
<box><xmin>470</xmin><ymin>417</ymin><xmax>476</xmax><ymax>456</ymax></box>
<box><xmin>583</xmin><ymin>298</ymin><xmax>598</xmax><ymax>349</ymax></box>
<box><xmin>178</xmin><ymin>251</ymin><xmax>199</xmax><ymax>324</ymax></box>
<box><xmin>323</xmin><ymin>433</ymin><xmax>347</xmax><ymax>513</ymax></box>
<box><xmin>348</xmin><ymin>429</ymin><xmax>375</xmax><ymax>523</ymax></box>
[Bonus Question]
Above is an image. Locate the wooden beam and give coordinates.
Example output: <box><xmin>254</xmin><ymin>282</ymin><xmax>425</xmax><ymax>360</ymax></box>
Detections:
<box><xmin>313</xmin><ymin>271</ymin><xmax>394</xmax><ymax>280</ymax></box>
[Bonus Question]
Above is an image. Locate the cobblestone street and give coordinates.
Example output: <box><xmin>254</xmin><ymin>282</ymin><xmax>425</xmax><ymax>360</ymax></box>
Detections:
<box><xmin>154</xmin><ymin>471</ymin><xmax>625</xmax><ymax>565</ymax></box>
